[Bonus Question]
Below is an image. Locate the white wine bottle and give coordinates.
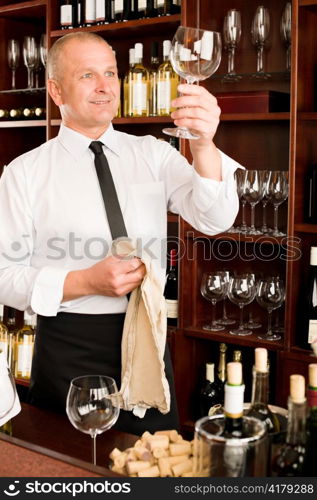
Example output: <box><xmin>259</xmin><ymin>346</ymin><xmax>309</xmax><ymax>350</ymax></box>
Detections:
<box><xmin>0</xmin><ymin>305</ymin><xmax>9</xmax><ymax>361</ymax></box>
<box><xmin>222</xmin><ymin>361</ymin><xmax>245</xmax><ymax>438</ymax></box>
<box><xmin>149</xmin><ymin>41</ymin><xmax>160</xmax><ymax>116</ymax></box>
<box><xmin>157</xmin><ymin>40</ymin><xmax>179</xmax><ymax>116</ymax></box>
<box><xmin>131</xmin><ymin>42</ymin><xmax>149</xmax><ymax>117</ymax></box>
<box><xmin>123</xmin><ymin>47</ymin><xmax>135</xmax><ymax>117</ymax></box>
<box><xmin>15</xmin><ymin>311</ymin><xmax>36</xmax><ymax>380</ymax></box>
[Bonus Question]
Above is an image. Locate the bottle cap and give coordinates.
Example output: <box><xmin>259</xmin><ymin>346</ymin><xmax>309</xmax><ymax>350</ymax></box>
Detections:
<box><xmin>219</xmin><ymin>343</ymin><xmax>227</xmax><ymax>353</ymax></box>
<box><xmin>255</xmin><ymin>347</ymin><xmax>268</xmax><ymax>373</ymax></box>
<box><xmin>129</xmin><ymin>48</ymin><xmax>135</xmax><ymax>65</ymax></box>
<box><xmin>308</xmin><ymin>364</ymin><xmax>317</xmax><ymax>389</ymax></box>
<box><xmin>163</xmin><ymin>40</ymin><xmax>171</xmax><ymax>57</ymax></box>
<box><xmin>206</xmin><ymin>362</ymin><xmax>214</xmax><ymax>383</ymax></box>
<box><xmin>290</xmin><ymin>374</ymin><xmax>306</xmax><ymax>403</ymax></box>
<box><xmin>227</xmin><ymin>362</ymin><xmax>242</xmax><ymax>386</ymax></box>
<box><xmin>310</xmin><ymin>247</ymin><xmax>317</xmax><ymax>266</ymax></box>
<box><xmin>134</xmin><ymin>43</ymin><xmax>143</xmax><ymax>58</ymax></box>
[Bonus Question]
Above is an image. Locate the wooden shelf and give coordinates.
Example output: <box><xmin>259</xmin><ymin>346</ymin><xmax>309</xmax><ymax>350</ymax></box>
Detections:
<box><xmin>294</xmin><ymin>223</ymin><xmax>317</xmax><ymax>233</ymax></box>
<box><xmin>298</xmin><ymin>112</ymin><xmax>317</xmax><ymax>120</ymax></box>
<box><xmin>0</xmin><ymin>120</ymin><xmax>46</xmax><ymax>128</ymax></box>
<box><xmin>220</xmin><ymin>112</ymin><xmax>290</xmax><ymax>122</ymax></box>
<box><xmin>184</xmin><ymin>326</ymin><xmax>284</xmax><ymax>351</ymax></box>
<box><xmin>0</xmin><ymin>0</ymin><xmax>46</xmax><ymax>19</ymax></box>
<box><xmin>50</xmin><ymin>14</ymin><xmax>181</xmax><ymax>40</ymax></box>
<box><xmin>15</xmin><ymin>377</ymin><xmax>30</xmax><ymax>387</ymax></box>
<box><xmin>51</xmin><ymin>116</ymin><xmax>174</xmax><ymax>127</ymax></box>
<box><xmin>299</xmin><ymin>0</ymin><xmax>317</xmax><ymax>6</ymax></box>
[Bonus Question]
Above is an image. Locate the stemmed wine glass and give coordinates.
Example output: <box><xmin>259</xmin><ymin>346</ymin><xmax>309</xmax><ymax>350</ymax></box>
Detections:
<box><xmin>260</xmin><ymin>170</ymin><xmax>271</xmax><ymax>233</ymax></box>
<box><xmin>33</xmin><ymin>42</ymin><xmax>41</xmax><ymax>89</ymax></box>
<box><xmin>251</xmin><ymin>6</ymin><xmax>271</xmax><ymax>79</ymax></box>
<box><xmin>163</xmin><ymin>26</ymin><xmax>222</xmax><ymax>139</ymax></box>
<box><xmin>267</xmin><ymin>170</ymin><xmax>289</xmax><ymax>237</ymax></box>
<box><xmin>23</xmin><ymin>36</ymin><xmax>37</xmax><ymax>89</ymax></box>
<box><xmin>243</xmin><ymin>169</ymin><xmax>263</xmax><ymax>235</ymax></box>
<box><xmin>7</xmin><ymin>39</ymin><xmax>20</xmax><ymax>90</ymax></box>
<box><xmin>200</xmin><ymin>272</ymin><xmax>228</xmax><ymax>331</ymax></box>
<box><xmin>280</xmin><ymin>3</ymin><xmax>291</xmax><ymax>72</ymax></box>
<box><xmin>256</xmin><ymin>277</ymin><xmax>285</xmax><ymax>341</ymax></box>
<box><xmin>222</xmin><ymin>9</ymin><xmax>242</xmax><ymax>82</ymax></box>
<box><xmin>216</xmin><ymin>270</ymin><xmax>236</xmax><ymax>326</ymax></box>
<box><xmin>235</xmin><ymin>169</ymin><xmax>248</xmax><ymax>233</ymax></box>
<box><xmin>66</xmin><ymin>375</ymin><xmax>120</xmax><ymax>466</ymax></box>
<box><xmin>0</xmin><ymin>352</ymin><xmax>16</xmax><ymax>420</ymax></box>
<box><xmin>227</xmin><ymin>274</ymin><xmax>257</xmax><ymax>336</ymax></box>
<box><xmin>40</xmin><ymin>34</ymin><xmax>47</xmax><ymax>68</ymax></box>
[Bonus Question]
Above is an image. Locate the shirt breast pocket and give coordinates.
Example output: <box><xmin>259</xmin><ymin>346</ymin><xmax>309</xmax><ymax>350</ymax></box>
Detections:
<box><xmin>129</xmin><ymin>181</ymin><xmax>167</xmax><ymax>238</ymax></box>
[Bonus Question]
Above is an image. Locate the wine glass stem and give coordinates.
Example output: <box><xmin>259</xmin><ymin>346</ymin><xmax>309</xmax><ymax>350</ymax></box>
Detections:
<box><xmin>228</xmin><ymin>47</ymin><xmax>235</xmax><ymax>74</ymax></box>
<box><xmin>211</xmin><ymin>300</ymin><xmax>217</xmax><ymax>326</ymax></box>
<box><xmin>12</xmin><ymin>69</ymin><xmax>16</xmax><ymax>90</ymax></box>
<box><xmin>261</xmin><ymin>201</ymin><xmax>268</xmax><ymax>232</ymax></box>
<box><xmin>238</xmin><ymin>305</ymin><xmax>244</xmax><ymax>330</ymax></box>
<box><xmin>286</xmin><ymin>45</ymin><xmax>291</xmax><ymax>71</ymax></box>
<box><xmin>273</xmin><ymin>205</ymin><xmax>279</xmax><ymax>233</ymax></box>
<box><xmin>241</xmin><ymin>200</ymin><xmax>247</xmax><ymax>232</ymax></box>
<box><xmin>257</xmin><ymin>45</ymin><xmax>264</xmax><ymax>73</ymax></box>
<box><xmin>267</xmin><ymin>309</ymin><xmax>273</xmax><ymax>336</ymax></box>
<box><xmin>91</xmin><ymin>434</ymin><xmax>97</xmax><ymax>465</ymax></box>
<box><xmin>27</xmin><ymin>68</ymin><xmax>33</xmax><ymax>89</ymax></box>
<box><xmin>250</xmin><ymin>203</ymin><xmax>256</xmax><ymax>232</ymax></box>
<box><xmin>222</xmin><ymin>300</ymin><xmax>228</xmax><ymax>320</ymax></box>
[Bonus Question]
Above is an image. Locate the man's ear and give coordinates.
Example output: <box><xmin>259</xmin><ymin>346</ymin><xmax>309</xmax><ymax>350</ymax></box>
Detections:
<box><xmin>47</xmin><ymin>79</ymin><xmax>63</xmax><ymax>106</ymax></box>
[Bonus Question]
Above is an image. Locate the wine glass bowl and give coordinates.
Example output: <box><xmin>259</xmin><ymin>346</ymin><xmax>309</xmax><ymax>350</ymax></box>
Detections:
<box><xmin>163</xmin><ymin>26</ymin><xmax>222</xmax><ymax>140</ymax></box>
<box><xmin>23</xmin><ymin>36</ymin><xmax>37</xmax><ymax>89</ymax></box>
<box><xmin>280</xmin><ymin>3</ymin><xmax>292</xmax><ymax>72</ymax></box>
<box><xmin>66</xmin><ymin>375</ymin><xmax>120</xmax><ymax>465</ymax></box>
<box><xmin>7</xmin><ymin>39</ymin><xmax>20</xmax><ymax>90</ymax></box>
<box><xmin>227</xmin><ymin>275</ymin><xmax>256</xmax><ymax>336</ymax></box>
<box><xmin>222</xmin><ymin>9</ymin><xmax>242</xmax><ymax>82</ymax></box>
<box><xmin>251</xmin><ymin>6</ymin><xmax>271</xmax><ymax>79</ymax></box>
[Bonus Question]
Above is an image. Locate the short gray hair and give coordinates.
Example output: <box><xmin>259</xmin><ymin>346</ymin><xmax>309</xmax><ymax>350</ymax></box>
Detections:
<box><xmin>47</xmin><ymin>32</ymin><xmax>112</xmax><ymax>79</ymax></box>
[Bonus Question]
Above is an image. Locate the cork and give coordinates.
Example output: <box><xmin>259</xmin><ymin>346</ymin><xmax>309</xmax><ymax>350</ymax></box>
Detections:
<box><xmin>308</xmin><ymin>364</ymin><xmax>317</xmax><ymax>389</ymax></box>
<box><xmin>227</xmin><ymin>361</ymin><xmax>242</xmax><ymax>385</ymax></box>
<box><xmin>255</xmin><ymin>348</ymin><xmax>268</xmax><ymax>373</ymax></box>
<box><xmin>290</xmin><ymin>374</ymin><xmax>306</xmax><ymax>403</ymax></box>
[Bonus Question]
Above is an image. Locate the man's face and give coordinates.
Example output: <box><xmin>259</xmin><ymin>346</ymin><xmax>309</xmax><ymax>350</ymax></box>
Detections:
<box><xmin>49</xmin><ymin>39</ymin><xmax>120</xmax><ymax>137</ymax></box>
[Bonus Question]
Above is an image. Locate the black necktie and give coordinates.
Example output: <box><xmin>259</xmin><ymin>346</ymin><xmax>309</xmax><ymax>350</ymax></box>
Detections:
<box><xmin>89</xmin><ymin>141</ymin><xmax>128</xmax><ymax>240</ymax></box>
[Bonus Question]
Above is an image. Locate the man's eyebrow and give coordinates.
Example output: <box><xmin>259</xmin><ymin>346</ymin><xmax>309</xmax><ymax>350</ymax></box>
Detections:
<box><xmin>75</xmin><ymin>65</ymin><xmax>118</xmax><ymax>74</ymax></box>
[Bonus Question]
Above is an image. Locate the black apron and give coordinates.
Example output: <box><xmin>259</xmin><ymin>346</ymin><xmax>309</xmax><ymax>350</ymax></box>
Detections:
<box><xmin>28</xmin><ymin>312</ymin><xmax>179</xmax><ymax>435</ymax></box>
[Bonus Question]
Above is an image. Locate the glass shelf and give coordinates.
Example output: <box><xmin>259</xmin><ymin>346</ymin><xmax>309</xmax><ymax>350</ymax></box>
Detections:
<box><xmin>211</xmin><ymin>70</ymin><xmax>291</xmax><ymax>83</ymax></box>
<box><xmin>0</xmin><ymin>87</ymin><xmax>45</xmax><ymax>95</ymax></box>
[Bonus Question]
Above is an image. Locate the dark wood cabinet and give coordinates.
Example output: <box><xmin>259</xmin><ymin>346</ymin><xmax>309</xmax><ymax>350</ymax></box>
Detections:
<box><xmin>0</xmin><ymin>0</ymin><xmax>316</xmax><ymax>434</ymax></box>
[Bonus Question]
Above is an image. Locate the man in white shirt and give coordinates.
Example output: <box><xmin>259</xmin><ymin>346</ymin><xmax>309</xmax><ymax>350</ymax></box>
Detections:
<box><xmin>0</xmin><ymin>32</ymin><xmax>241</xmax><ymax>434</ymax></box>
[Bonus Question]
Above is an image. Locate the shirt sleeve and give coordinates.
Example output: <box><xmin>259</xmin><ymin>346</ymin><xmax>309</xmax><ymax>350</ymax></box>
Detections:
<box><xmin>0</xmin><ymin>161</ymin><xmax>68</xmax><ymax>316</ymax></box>
<box><xmin>157</xmin><ymin>140</ymin><xmax>243</xmax><ymax>235</ymax></box>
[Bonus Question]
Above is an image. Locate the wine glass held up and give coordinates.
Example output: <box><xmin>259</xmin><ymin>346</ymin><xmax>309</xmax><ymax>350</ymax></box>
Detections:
<box><xmin>163</xmin><ymin>26</ymin><xmax>222</xmax><ymax>140</ymax></box>
<box><xmin>66</xmin><ymin>375</ymin><xmax>120</xmax><ymax>466</ymax></box>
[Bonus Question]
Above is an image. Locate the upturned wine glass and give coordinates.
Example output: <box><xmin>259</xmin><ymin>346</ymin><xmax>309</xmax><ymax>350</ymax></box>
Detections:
<box><xmin>243</xmin><ymin>170</ymin><xmax>263</xmax><ymax>235</ymax></box>
<box><xmin>251</xmin><ymin>6</ymin><xmax>271</xmax><ymax>79</ymax></box>
<box><xmin>267</xmin><ymin>170</ymin><xmax>289</xmax><ymax>237</ymax></box>
<box><xmin>200</xmin><ymin>272</ymin><xmax>228</xmax><ymax>331</ymax></box>
<box><xmin>227</xmin><ymin>274</ymin><xmax>257</xmax><ymax>336</ymax></box>
<box><xmin>163</xmin><ymin>26</ymin><xmax>222</xmax><ymax>140</ymax></box>
<box><xmin>7</xmin><ymin>39</ymin><xmax>20</xmax><ymax>90</ymax></box>
<box><xmin>222</xmin><ymin>9</ymin><xmax>242</xmax><ymax>82</ymax></box>
<box><xmin>0</xmin><ymin>356</ymin><xmax>16</xmax><ymax>420</ymax></box>
<box><xmin>280</xmin><ymin>3</ymin><xmax>291</xmax><ymax>72</ymax></box>
<box><xmin>256</xmin><ymin>277</ymin><xmax>285</xmax><ymax>341</ymax></box>
<box><xmin>66</xmin><ymin>375</ymin><xmax>120</xmax><ymax>465</ymax></box>
<box><xmin>23</xmin><ymin>36</ymin><xmax>37</xmax><ymax>89</ymax></box>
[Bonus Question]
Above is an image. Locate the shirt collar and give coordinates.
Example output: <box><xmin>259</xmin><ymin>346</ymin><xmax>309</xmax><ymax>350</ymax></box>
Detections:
<box><xmin>58</xmin><ymin>123</ymin><xmax>120</xmax><ymax>160</ymax></box>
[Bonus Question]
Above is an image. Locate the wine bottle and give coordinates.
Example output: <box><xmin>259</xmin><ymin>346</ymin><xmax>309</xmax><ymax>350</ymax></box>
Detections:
<box><xmin>0</xmin><ymin>109</ymin><xmax>9</xmax><ymax>119</ymax></box>
<box><xmin>272</xmin><ymin>374</ymin><xmax>307</xmax><ymax>476</ymax></box>
<box><xmin>34</xmin><ymin>107</ymin><xmax>46</xmax><ymax>118</ymax></box>
<box><xmin>82</xmin><ymin>0</ymin><xmax>96</xmax><ymax>26</ymax></box>
<box><xmin>114</xmin><ymin>0</ymin><xmax>124</xmax><ymax>20</ymax></box>
<box><xmin>22</xmin><ymin>107</ymin><xmax>35</xmax><ymax>119</ymax></box>
<box><xmin>95</xmin><ymin>0</ymin><xmax>106</xmax><ymax>24</ymax></box>
<box><xmin>216</xmin><ymin>342</ymin><xmax>227</xmax><ymax>404</ymax></box>
<box><xmin>0</xmin><ymin>305</ymin><xmax>9</xmax><ymax>361</ymax></box>
<box><xmin>304</xmin><ymin>363</ymin><xmax>317</xmax><ymax>476</ymax></box>
<box><xmin>145</xmin><ymin>0</ymin><xmax>158</xmax><ymax>17</ymax></box>
<box><xmin>138</xmin><ymin>0</ymin><xmax>146</xmax><ymax>17</ymax></box>
<box><xmin>246</xmin><ymin>348</ymin><xmax>280</xmax><ymax>433</ymax></box>
<box><xmin>199</xmin><ymin>362</ymin><xmax>222</xmax><ymax>417</ymax></box>
<box><xmin>9</xmin><ymin>108</ymin><xmax>23</xmax><ymax>119</ymax></box>
<box><xmin>131</xmin><ymin>42</ymin><xmax>149</xmax><ymax>117</ymax></box>
<box><xmin>157</xmin><ymin>40</ymin><xmax>179</xmax><ymax>116</ymax></box>
<box><xmin>14</xmin><ymin>311</ymin><xmax>36</xmax><ymax>380</ymax></box>
<box><xmin>123</xmin><ymin>0</ymin><xmax>134</xmax><ymax>20</ymax></box>
<box><xmin>302</xmin><ymin>246</ymin><xmax>317</xmax><ymax>350</ymax></box>
<box><xmin>164</xmin><ymin>248</ymin><xmax>178</xmax><ymax>326</ymax></box>
<box><xmin>157</xmin><ymin>0</ymin><xmax>164</xmax><ymax>15</ymax></box>
<box><xmin>106</xmin><ymin>0</ymin><xmax>115</xmax><ymax>23</ymax></box>
<box><xmin>222</xmin><ymin>361</ymin><xmax>245</xmax><ymax>438</ymax></box>
<box><xmin>60</xmin><ymin>0</ymin><xmax>76</xmax><ymax>29</ymax></box>
<box><xmin>123</xmin><ymin>48</ymin><xmax>135</xmax><ymax>117</ymax></box>
<box><xmin>149</xmin><ymin>41</ymin><xmax>160</xmax><ymax>116</ymax></box>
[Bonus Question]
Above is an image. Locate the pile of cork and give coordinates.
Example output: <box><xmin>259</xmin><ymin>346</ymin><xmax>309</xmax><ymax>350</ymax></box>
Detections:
<box><xmin>109</xmin><ymin>429</ymin><xmax>194</xmax><ymax>477</ymax></box>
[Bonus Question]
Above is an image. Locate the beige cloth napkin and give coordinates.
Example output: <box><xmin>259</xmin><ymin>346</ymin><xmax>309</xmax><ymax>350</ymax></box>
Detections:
<box><xmin>109</xmin><ymin>238</ymin><xmax>171</xmax><ymax>418</ymax></box>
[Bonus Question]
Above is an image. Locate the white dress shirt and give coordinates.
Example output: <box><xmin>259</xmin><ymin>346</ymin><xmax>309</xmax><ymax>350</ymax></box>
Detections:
<box><xmin>0</xmin><ymin>123</ymin><xmax>241</xmax><ymax>316</ymax></box>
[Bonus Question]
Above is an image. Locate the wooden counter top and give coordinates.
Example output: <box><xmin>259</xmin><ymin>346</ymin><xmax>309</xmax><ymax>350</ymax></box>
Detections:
<box><xmin>0</xmin><ymin>403</ymin><xmax>137</xmax><ymax>477</ymax></box>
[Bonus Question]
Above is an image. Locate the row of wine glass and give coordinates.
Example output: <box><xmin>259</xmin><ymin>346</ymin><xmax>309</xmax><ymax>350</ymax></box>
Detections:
<box><xmin>222</xmin><ymin>3</ymin><xmax>291</xmax><ymax>81</ymax></box>
<box><xmin>7</xmin><ymin>35</ymin><xmax>47</xmax><ymax>90</ymax></box>
<box><xmin>231</xmin><ymin>169</ymin><xmax>289</xmax><ymax>237</ymax></box>
<box><xmin>201</xmin><ymin>271</ymin><xmax>285</xmax><ymax>342</ymax></box>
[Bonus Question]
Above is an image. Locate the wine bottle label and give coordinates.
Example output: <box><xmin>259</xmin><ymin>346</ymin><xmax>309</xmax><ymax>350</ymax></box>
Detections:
<box><xmin>157</xmin><ymin>80</ymin><xmax>171</xmax><ymax>110</ymax></box>
<box><xmin>96</xmin><ymin>0</ymin><xmax>106</xmax><ymax>20</ymax></box>
<box><xmin>132</xmin><ymin>82</ymin><xmax>147</xmax><ymax>114</ymax></box>
<box><xmin>60</xmin><ymin>5</ymin><xmax>72</xmax><ymax>26</ymax></box>
<box><xmin>17</xmin><ymin>343</ymin><xmax>33</xmax><ymax>377</ymax></box>
<box><xmin>166</xmin><ymin>299</ymin><xmax>178</xmax><ymax>318</ymax></box>
<box><xmin>224</xmin><ymin>383</ymin><xmax>245</xmax><ymax>418</ymax></box>
<box><xmin>308</xmin><ymin>319</ymin><xmax>317</xmax><ymax>344</ymax></box>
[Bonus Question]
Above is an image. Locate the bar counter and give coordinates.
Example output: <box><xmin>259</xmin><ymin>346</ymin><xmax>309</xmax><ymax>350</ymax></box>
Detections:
<box><xmin>0</xmin><ymin>403</ymin><xmax>138</xmax><ymax>477</ymax></box>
